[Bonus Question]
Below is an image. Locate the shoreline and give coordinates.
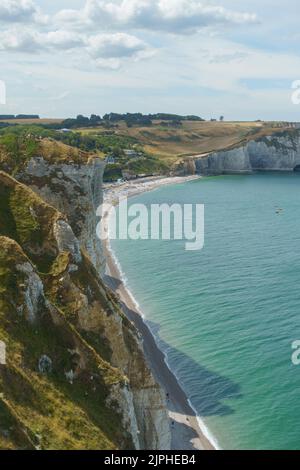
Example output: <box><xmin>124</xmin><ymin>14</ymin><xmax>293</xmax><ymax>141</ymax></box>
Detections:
<box><xmin>102</xmin><ymin>175</ymin><xmax>218</xmax><ymax>451</ymax></box>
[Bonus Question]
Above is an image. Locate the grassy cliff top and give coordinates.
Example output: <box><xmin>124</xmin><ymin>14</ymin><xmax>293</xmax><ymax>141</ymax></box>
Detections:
<box><xmin>38</xmin><ymin>138</ymin><xmax>99</xmax><ymax>163</ymax></box>
<box><xmin>80</xmin><ymin>120</ymin><xmax>295</xmax><ymax>164</ymax></box>
<box><xmin>0</xmin><ymin>171</ymin><xmax>63</xmax><ymax>272</ymax></box>
<box><xmin>0</xmin><ymin>173</ymin><xmax>131</xmax><ymax>450</ymax></box>
<box><xmin>0</xmin><ymin>121</ymin><xmax>294</xmax><ymax>175</ymax></box>
<box><xmin>0</xmin><ymin>135</ymin><xmax>102</xmax><ymax>175</ymax></box>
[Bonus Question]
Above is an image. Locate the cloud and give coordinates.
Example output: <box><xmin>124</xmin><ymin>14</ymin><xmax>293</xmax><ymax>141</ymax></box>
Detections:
<box><xmin>0</xmin><ymin>29</ymin><xmax>85</xmax><ymax>52</ymax></box>
<box><xmin>0</xmin><ymin>0</ymin><xmax>47</xmax><ymax>24</ymax></box>
<box><xmin>43</xmin><ymin>31</ymin><xmax>85</xmax><ymax>50</ymax></box>
<box><xmin>87</xmin><ymin>32</ymin><xmax>150</xmax><ymax>59</ymax></box>
<box><xmin>0</xmin><ymin>29</ymin><xmax>42</xmax><ymax>52</ymax></box>
<box><xmin>87</xmin><ymin>32</ymin><xmax>154</xmax><ymax>69</ymax></box>
<box><xmin>55</xmin><ymin>0</ymin><xmax>257</xmax><ymax>34</ymax></box>
<box><xmin>0</xmin><ymin>0</ymin><xmax>258</xmax><ymax>74</ymax></box>
<box><xmin>0</xmin><ymin>27</ymin><xmax>152</xmax><ymax>69</ymax></box>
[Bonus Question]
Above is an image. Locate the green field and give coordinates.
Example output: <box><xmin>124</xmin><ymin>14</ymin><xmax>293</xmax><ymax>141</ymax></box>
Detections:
<box><xmin>79</xmin><ymin>120</ymin><xmax>290</xmax><ymax>164</ymax></box>
<box><xmin>0</xmin><ymin>119</ymin><xmax>294</xmax><ymax>181</ymax></box>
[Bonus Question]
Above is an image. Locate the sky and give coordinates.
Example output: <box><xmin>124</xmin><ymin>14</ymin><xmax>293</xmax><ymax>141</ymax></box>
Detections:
<box><xmin>1</xmin><ymin>0</ymin><xmax>300</xmax><ymax>120</ymax></box>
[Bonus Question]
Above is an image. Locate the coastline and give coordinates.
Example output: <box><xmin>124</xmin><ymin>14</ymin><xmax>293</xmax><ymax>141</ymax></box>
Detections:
<box><xmin>102</xmin><ymin>175</ymin><xmax>218</xmax><ymax>451</ymax></box>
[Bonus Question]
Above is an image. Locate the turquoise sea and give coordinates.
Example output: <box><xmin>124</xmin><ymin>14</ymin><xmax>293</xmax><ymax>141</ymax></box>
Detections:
<box><xmin>111</xmin><ymin>173</ymin><xmax>300</xmax><ymax>450</ymax></box>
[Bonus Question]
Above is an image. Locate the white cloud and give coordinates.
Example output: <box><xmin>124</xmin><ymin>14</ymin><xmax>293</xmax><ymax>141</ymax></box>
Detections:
<box><xmin>44</xmin><ymin>30</ymin><xmax>85</xmax><ymax>50</ymax></box>
<box><xmin>0</xmin><ymin>27</ymin><xmax>152</xmax><ymax>69</ymax></box>
<box><xmin>4</xmin><ymin>0</ymin><xmax>300</xmax><ymax>121</ymax></box>
<box><xmin>87</xmin><ymin>32</ymin><xmax>154</xmax><ymax>68</ymax></box>
<box><xmin>87</xmin><ymin>32</ymin><xmax>149</xmax><ymax>59</ymax></box>
<box><xmin>0</xmin><ymin>29</ymin><xmax>42</xmax><ymax>52</ymax></box>
<box><xmin>0</xmin><ymin>1</ymin><xmax>258</xmax><ymax>74</ymax></box>
<box><xmin>0</xmin><ymin>29</ymin><xmax>85</xmax><ymax>52</ymax></box>
<box><xmin>0</xmin><ymin>0</ymin><xmax>47</xmax><ymax>24</ymax></box>
<box><xmin>55</xmin><ymin>0</ymin><xmax>257</xmax><ymax>34</ymax></box>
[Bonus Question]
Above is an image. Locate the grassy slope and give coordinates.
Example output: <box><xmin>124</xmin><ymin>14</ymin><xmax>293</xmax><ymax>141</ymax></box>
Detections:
<box><xmin>0</xmin><ymin>173</ymin><xmax>131</xmax><ymax>450</ymax></box>
<box><xmin>0</xmin><ymin>120</ymin><xmax>292</xmax><ymax>173</ymax></box>
<box><xmin>0</xmin><ymin>136</ymin><xmax>102</xmax><ymax>179</ymax></box>
<box><xmin>80</xmin><ymin>121</ymin><xmax>293</xmax><ymax>166</ymax></box>
<box><xmin>37</xmin><ymin>139</ymin><xmax>103</xmax><ymax>164</ymax></box>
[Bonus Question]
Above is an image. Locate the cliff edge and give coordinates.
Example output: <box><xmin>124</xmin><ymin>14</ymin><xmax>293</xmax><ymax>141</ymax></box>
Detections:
<box><xmin>195</xmin><ymin>129</ymin><xmax>300</xmax><ymax>175</ymax></box>
<box><xmin>0</xmin><ymin>140</ymin><xmax>170</xmax><ymax>450</ymax></box>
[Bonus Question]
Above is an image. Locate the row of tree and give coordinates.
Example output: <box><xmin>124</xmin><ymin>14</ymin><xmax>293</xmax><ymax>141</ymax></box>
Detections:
<box><xmin>45</xmin><ymin>113</ymin><xmax>206</xmax><ymax>130</ymax></box>
<box><xmin>103</xmin><ymin>112</ymin><xmax>204</xmax><ymax>125</ymax></box>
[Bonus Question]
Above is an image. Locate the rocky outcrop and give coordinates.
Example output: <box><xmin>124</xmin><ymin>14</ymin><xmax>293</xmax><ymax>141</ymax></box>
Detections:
<box><xmin>98</xmin><ymin>306</ymin><xmax>170</xmax><ymax>450</ymax></box>
<box><xmin>15</xmin><ymin>261</ymin><xmax>45</xmax><ymax>323</ymax></box>
<box><xmin>0</xmin><ymin>145</ymin><xmax>171</xmax><ymax>450</ymax></box>
<box><xmin>17</xmin><ymin>156</ymin><xmax>106</xmax><ymax>274</ymax></box>
<box><xmin>53</xmin><ymin>220</ymin><xmax>82</xmax><ymax>265</ymax></box>
<box><xmin>0</xmin><ymin>234</ymin><xmax>129</xmax><ymax>450</ymax></box>
<box><xmin>195</xmin><ymin>131</ymin><xmax>300</xmax><ymax>175</ymax></box>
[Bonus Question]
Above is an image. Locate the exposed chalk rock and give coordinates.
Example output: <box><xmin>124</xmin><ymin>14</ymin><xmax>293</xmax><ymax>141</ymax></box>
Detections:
<box><xmin>0</xmin><ymin>341</ymin><xmax>6</xmax><ymax>365</ymax></box>
<box><xmin>16</xmin><ymin>262</ymin><xmax>45</xmax><ymax>323</ymax></box>
<box><xmin>65</xmin><ymin>370</ymin><xmax>75</xmax><ymax>384</ymax></box>
<box><xmin>195</xmin><ymin>133</ymin><xmax>300</xmax><ymax>175</ymax></box>
<box><xmin>53</xmin><ymin>219</ymin><xmax>82</xmax><ymax>264</ymax></box>
<box><xmin>19</xmin><ymin>157</ymin><xmax>106</xmax><ymax>274</ymax></box>
<box><xmin>10</xmin><ymin>154</ymin><xmax>171</xmax><ymax>450</ymax></box>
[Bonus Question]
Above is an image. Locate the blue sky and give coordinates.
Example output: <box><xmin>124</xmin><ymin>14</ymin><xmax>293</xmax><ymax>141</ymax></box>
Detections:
<box><xmin>1</xmin><ymin>0</ymin><xmax>300</xmax><ymax>120</ymax></box>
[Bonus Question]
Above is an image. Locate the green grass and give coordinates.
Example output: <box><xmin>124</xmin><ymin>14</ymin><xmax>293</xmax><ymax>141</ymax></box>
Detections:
<box><xmin>0</xmin><ymin>185</ymin><xmax>16</xmax><ymax>240</ymax></box>
<box><xmin>0</xmin><ymin>134</ymin><xmax>39</xmax><ymax>175</ymax></box>
<box><xmin>0</xmin><ymin>193</ymin><xmax>131</xmax><ymax>449</ymax></box>
<box><xmin>0</xmin><ymin>174</ymin><xmax>57</xmax><ymax>273</ymax></box>
<box><xmin>10</xmin><ymin>186</ymin><xmax>41</xmax><ymax>245</ymax></box>
<box><xmin>0</xmin><ymin>174</ymin><xmax>134</xmax><ymax>450</ymax></box>
<box><xmin>0</xmin><ymin>236</ymin><xmax>130</xmax><ymax>450</ymax></box>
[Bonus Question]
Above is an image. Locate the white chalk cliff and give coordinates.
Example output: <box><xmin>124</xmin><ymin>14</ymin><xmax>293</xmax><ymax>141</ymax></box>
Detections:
<box><xmin>0</xmin><ymin>146</ymin><xmax>171</xmax><ymax>450</ymax></box>
<box><xmin>195</xmin><ymin>131</ymin><xmax>300</xmax><ymax>175</ymax></box>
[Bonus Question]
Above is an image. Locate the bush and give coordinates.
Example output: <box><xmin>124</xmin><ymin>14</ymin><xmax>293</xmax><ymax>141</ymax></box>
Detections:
<box><xmin>103</xmin><ymin>165</ymin><xmax>123</xmax><ymax>182</ymax></box>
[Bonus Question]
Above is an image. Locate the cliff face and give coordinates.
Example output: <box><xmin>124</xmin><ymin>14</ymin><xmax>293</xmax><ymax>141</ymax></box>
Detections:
<box><xmin>0</xmin><ymin>141</ymin><xmax>171</xmax><ymax>450</ymax></box>
<box><xmin>17</xmin><ymin>156</ymin><xmax>106</xmax><ymax>276</ymax></box>
<box><xmin>195</xmin><ymin>131</ymin><xmax>300</xmax><ymax>175</ymax></box>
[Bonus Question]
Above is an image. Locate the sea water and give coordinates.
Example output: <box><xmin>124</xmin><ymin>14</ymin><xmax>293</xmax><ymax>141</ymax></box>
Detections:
<box><xmin>111</xmin><ymin>173</ymin><xmax>300</xmax><ymax>450</ymax></box>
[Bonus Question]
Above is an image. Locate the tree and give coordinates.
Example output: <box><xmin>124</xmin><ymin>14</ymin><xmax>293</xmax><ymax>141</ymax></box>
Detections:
<box><xmin>90</xmin><ymin>114</ymin><xmax>101</xmax><ymax>123</ymax></box>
